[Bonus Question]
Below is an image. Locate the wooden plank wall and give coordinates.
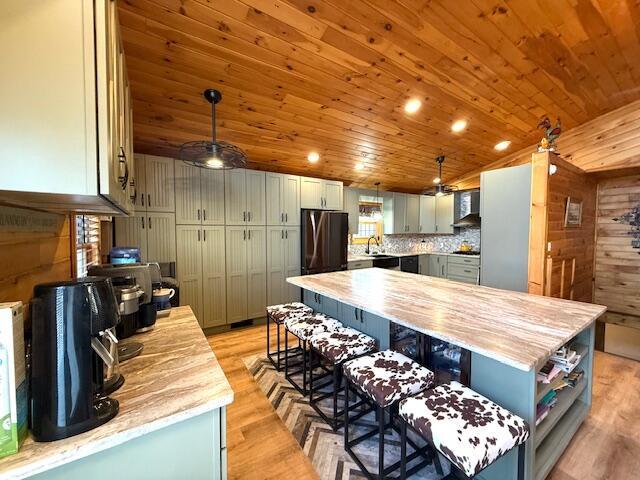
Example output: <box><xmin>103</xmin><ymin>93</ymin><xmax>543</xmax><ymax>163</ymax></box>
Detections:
<box><xmin>594</xmin><ymin>175</ymin><xmax>640</xmax><ymax>329</ymax></box>
<box><xmin>451</xmin><ymin>99</ymin><xmax>640</xmax><ymax>190</ymax></box>
<box><xmin>0</xmin><ymin>206</ymin><xmax>72</xmax><ymax>325</ymax></box>
<box><xmin>545</xmin><ymin>155</ymin><xmax>597</xmax><ymax>303</ymax></box>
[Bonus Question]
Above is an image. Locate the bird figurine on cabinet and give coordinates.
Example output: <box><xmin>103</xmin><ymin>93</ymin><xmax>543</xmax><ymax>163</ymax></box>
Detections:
<box><xmin>537</xmin><ymin>116</ymin><xmax>561</xmax><ymax>152</ymax></box>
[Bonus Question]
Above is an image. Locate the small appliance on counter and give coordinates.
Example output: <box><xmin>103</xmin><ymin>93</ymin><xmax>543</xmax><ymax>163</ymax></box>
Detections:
<box><xmin>88</xmin><ymin>263</ymin><xmax>158</xmax><ymax>337</ymax></box>
<box><xmin>109</xmin><ymin>247</ymin><xmax>141</xmax><ymax>265</ymax></box>
<box><xmin>30</xmin><ymin>278</ymin><xmax>120</xmax><ymax>442</ymax></box>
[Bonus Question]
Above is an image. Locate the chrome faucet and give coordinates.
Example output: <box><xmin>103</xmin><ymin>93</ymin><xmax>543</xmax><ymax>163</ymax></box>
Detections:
<box><xmin>365</xmin><ymin>235</ymin><xmax>380</xmax><ymax>254</ymax></box>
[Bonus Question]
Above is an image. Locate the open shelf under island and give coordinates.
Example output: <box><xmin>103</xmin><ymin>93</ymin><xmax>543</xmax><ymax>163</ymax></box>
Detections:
<box><xmin>288</xmin><ymin>268</ymin><xmax>606</xmax><ymax>480</ymax></box>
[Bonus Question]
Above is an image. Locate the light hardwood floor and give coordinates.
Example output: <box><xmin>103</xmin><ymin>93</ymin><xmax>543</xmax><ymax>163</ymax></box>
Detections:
<box><xmin>208</xmin><ymin>324</ymin><xmax>640</xmax><ymax>480</ymax></box>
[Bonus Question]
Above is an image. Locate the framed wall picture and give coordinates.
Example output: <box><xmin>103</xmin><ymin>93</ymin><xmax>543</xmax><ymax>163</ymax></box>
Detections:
<box><xmin>564</xmin><ymin>197</ymin><xmax>583</xmax><ymax>227</ymax></box>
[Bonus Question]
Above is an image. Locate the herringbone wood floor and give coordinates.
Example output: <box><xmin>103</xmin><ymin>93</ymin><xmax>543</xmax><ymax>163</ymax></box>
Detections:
<box><xmin>208</xmin><ymin>323</ymin><xmax>640</xmax><ymax>480</ymax></box>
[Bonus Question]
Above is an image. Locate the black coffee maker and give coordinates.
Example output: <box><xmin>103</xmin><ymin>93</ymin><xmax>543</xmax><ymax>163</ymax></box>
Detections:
<box><xmin>30</xmin><ymin>277</ymin><xmax>120</xmax><ymax>442</ymax></box>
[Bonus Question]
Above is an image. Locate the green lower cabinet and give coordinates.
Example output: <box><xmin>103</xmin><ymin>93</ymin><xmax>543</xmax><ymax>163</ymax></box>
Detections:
<box><xmin>30</xmin><ymin>409</ymin><xmax>226</xmax><ymax>480</ymax></box>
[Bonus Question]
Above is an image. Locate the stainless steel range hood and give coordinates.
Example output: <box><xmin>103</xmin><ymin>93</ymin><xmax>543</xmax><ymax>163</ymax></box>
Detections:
<box><xmin>453</xmin><ymin>190</ymin><xmax>481</xmax><ymax>228</ymax></box>
<box><xmin>452</xmin><ymin>212</ymin><xmax>481</xmax><ymax>228</ymax></box>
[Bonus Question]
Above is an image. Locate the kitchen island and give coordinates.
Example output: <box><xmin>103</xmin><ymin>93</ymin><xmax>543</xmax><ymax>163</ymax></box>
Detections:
<box><xmin>288</xmin><ymin>268</ymin><xmax>606</xmax><ymax>480</ymax></box>
<box><xmin>0</xmin><ymin>306</ymin><xmax>233</xmax><ymax>480</ymax></box>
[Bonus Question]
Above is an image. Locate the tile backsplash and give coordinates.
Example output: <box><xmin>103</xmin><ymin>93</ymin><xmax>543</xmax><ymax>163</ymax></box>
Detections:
<box><xmin>349</xmin><ymin>228</ymin><xmax>480</xmax><ymax>255</ymax></box>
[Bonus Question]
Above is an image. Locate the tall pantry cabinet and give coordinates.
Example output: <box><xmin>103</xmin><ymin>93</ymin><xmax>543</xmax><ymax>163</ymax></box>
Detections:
<box><xmin>114</xmin><ymin>154</ymin><xmax>176</xmax><ymax>262</ymax></box>
<box><xmin>175</xmin><ymin>163</ymin><xmax>226</xmax><ymax>328</ymax></box>
<box><xmin>224</xmin><ymin>170</ymin><xmax>268</xmax><ymax>323</ymax></box>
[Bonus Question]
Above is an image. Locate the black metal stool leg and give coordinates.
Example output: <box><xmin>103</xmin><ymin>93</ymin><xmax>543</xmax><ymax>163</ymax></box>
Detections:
<box><xmin>309</xmin><ymin>347</ymin><xmax>314</xmax><ymax>402</ymax></box>
<box><xmin>284</xmin><ymin>327</ymin><xmax>289</xmax><ymax>378</ymax></box>
<box><xmin>400</xmin><ymin>420</ymin><xmax>407</xmax><ymax>480</ymax></box>
<box><xmin>276</xmin><ymin>321</ymin><xmax>281</xmax><ymax>371</ymax></box>
<box><xmin>344</xmin><ymin>378</ymin><xmax>350</xmax><ymax>445</ymax></box>
<box><xmin>302</xmin><ymin>339</ymin><xmax>307</xmax><ymax>395</ymax></box>
<box><xmin>378</xmin><ymin>405</ymin><xmax>385</xmax><ymax>480</ymax></box>
<box><xmin>517</xmin><ymin>443</ymin><xmax>525</xmax><ymax>480</ymax></box>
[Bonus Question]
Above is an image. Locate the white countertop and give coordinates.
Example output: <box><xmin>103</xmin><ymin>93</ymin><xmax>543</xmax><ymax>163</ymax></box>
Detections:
<box><xmin>288</xmin><ymin>269</ymin><xmax>606</xmax><ymax>371</ymax></box>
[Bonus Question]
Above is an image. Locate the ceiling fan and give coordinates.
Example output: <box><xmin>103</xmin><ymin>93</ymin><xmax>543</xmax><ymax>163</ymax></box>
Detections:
<box><xmin>179</xmin><ymin>89</ymin><xmax>248</xmax><ymax>170</ymax></box>
<box><xmin>424</xmin><ymin>155</ymin><xmax>458</xmax><ymax>196</ymax></box>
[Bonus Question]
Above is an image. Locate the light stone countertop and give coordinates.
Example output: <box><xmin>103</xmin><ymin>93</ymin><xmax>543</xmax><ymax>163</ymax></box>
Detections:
<box><xmin>0</xmin><ymin>306</ymin><xmax>233</xmax><ymax>480</ymax></box>
<box><xmin>288</xmin><ymin>268</ymin><xmax>606</xmax><ymax>371</ymax></box>
<box><xmin>347</xmin><ymin>251</ymin><xmax>480</xmax><ymax>262</ymax></box>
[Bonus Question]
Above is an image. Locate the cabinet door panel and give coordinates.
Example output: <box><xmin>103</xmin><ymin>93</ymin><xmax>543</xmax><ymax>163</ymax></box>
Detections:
<box><xmin>201</xmin><ymin>169</ymin><xmax>225</xmax><ymax>225</ymax></box>
<box><xmin>133</xmin><ymin>154</ymin><xmax>146</xmax><ymax>210</ymax></box>
<box><xmin>247</xmin><ymin>226</ymin><xmax>267</xmax><ymax>319</ymax></box>
<box><xmin>266</xmin><ymin>227</ymin><xmax>285</xmax><ymax>307</ymax></box>
<box><xmin>300</xmin><ymin>177</ymin><xmax>322</xmax><ymax>209</ymax></box>
<box><xmin>176</xmin><ymin>226</ymin><xmax>204</xmax><ymax>324</ymax></box>
<box><xmin>114</xmin><ymin>213</ymin><xmax>147</xmax><ymax>261</ymax></box>
<box><xmin>246</xmin><ymin>170</ymin><xmax>266</xmax><ymax>225</ymax></box>
<box><xmin>225</xmin><ymin>226</ymin><xmax>248</xmax><ymax>322</ymax></box>
<box><xmin>145</xmin><ymin>155</ymin><xmax>175</xmax><ymax>212</ymax></box>
<box><xmin>265</xmin><ymin>173</ymin><xmax>283</xmax><ymax>226</ymax></box>
<box><xmin>282</xmin><ymin>175</ymin><xmax>300</xmax><ymax>225</ymax></box>
<box><xmin>406</xmin><ymin>194</ymin><xmax>420</xmax><ymax>233</ymax></box>
<box><xmin>419</xmin><ymin>196</ymin><xmax>436</xmax><ymax>233</ymax></box>
<box><xmin>323</xmin><ymin>180</ymin><xmax>343</xmax><ymax>210</ymax></box>
<box><xmin>174</xmin><ymin>163</ymin><xmax>201</xmax><ymax>225</ymax></box>
<box><xmin>224</xmin><ymin>169</ymin><xmax>247</xmax><ymax>225</ymax></box>
<box><xmin>146</xmin><ymin>212</ymin><xmax>176</xmax><ymax>263</ymax></box>
<box><xmin>202</xmin><ymin>226</ymin><xmax>227</xmax><ymax>327</ymax></box>
<box><xmin>344</xmin><ymin>187</ymin><xmax>360</xmax><ymax>235</ymax></box>
<box><xmin>435</xmin><ymin>194</ymin><xmax>454</xmax><ymax>234</ymax></box>
<box><xmin>283</xmin><ymin>227</ymin><xmax>301</xmax><ymax>303</ymax></box>
<box><xmin>393</xmin><ymin>193</ymin><xmax>407</xmax><ymax>234</ymax></box>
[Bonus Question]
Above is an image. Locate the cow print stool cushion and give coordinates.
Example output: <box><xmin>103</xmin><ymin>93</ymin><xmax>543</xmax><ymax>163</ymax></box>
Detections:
<box><xmin>399</xmin><ymin>381</ymin><xmax>530</xmax><ymax>478</ymax></box>
<box><xmin>285</xmin><ymin>313</ymin><xmax>342</xmax><ymax>341</ymax></box>
<box><xmin>310</xmin><ymin>327</ymin><xmax>377</xmax><ymax>364</ymax></box>
<box><xmin>343</xmin><ymin>350</ymin><xmax>435</xmax><ymax>407</ymax></box>
<box><xmin>267</xmin><ymin>302</ymin><xmax>313</xmax><ymax>325</ymax></box>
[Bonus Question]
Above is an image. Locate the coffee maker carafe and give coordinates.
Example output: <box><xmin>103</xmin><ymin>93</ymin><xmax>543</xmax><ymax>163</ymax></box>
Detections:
<box><xmin>30</xmin><ymin>277</ymin><xmax>120</xmax><ymax>442</ymax></box>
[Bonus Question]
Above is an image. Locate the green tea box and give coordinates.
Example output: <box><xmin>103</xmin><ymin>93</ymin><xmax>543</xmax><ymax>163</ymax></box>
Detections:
<box><xmin>0</xmin><ymin>302</ymin><xmax>27</xmax><ymax>458</ymax></box>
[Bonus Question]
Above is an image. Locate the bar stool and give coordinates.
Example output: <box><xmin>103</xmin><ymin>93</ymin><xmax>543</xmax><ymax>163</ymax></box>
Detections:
<box><xmin>266</xmin><ymin>302</ymin><xmax>313</xmax><ymax>371</ymax></box>
<box><xmin>398</xmin><ymin>381</ymin><xmax>530</xmax><ymax>480</ymax></box>
<box><xmin>308</xmin><ymin>326</ymin><xmax>377</xmax><ymax>431</ymax></box>
<box><xmin>343</xmin><ymin>350</ymin><xmax>438</xmax><ymax>480</ymax></box>
<box><xmin>284</xmin><ymin>313</ymin><xmax>342</xmax><ymax>395</ymax></box>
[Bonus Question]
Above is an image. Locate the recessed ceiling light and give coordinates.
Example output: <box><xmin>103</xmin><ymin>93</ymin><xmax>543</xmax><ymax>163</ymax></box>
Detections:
<box><xmin>355</xmin><ymin>162</ymin><xmax>365</xmax><ymax>171</ymax></box>
<box><xmin>494</xmin><ymin>140</ymin><xmax>511</xmax><ymax>151</ymax></box>
<box><xmin>307</xmin><ymin>151</ymin><xmax>320</xmax><ymax>163</ymax></box>
<box><xmin>404</xmin><ymin>98</ymin><xmax>422</xmax><ymax>114</ymax></box>
<box><xmin>433</xmin><ymin>177</ymin><xmax>441</xmax><ymax>184</ymax></box>
<box><xmin>451</xmin><ymin>119</ymin><xmax>467</xmax><ymax>132</ymax></box>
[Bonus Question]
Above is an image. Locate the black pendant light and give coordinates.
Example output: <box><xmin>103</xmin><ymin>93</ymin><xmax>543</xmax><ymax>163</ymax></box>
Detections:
<box><xmin>179</xmin><ymin>89</ymin><xmax>248</xmax><ymax>169</ymax></box>
<box><xmin>424</xmin><ymin>155</ymin><xmax>457</xmax><ymax>196</ymax></box>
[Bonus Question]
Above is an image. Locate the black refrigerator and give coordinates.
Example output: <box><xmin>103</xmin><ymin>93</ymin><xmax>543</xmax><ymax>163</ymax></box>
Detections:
<box><xmin>301</xmin><ymin>209</ymin><xmax>348</xmax><ymax>275</ymax></box>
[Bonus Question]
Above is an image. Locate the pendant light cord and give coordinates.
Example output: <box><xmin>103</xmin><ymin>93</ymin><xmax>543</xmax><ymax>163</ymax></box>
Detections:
<box><xmin>211</xmin><ymin>100</ymin><xmax>217</xmax><ymax>143</ymax></box>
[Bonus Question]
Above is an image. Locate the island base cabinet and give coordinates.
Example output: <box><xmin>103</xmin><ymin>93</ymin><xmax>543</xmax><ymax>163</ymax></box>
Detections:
<box><xmin>29</xmin><ymin>408</ymin><xmax>227</xmax><ymax>480</ymax></box>
<box><xmin>302</xmin><ymin>290</ymin><xmax>338</xmax><ymax>318</ymax></box>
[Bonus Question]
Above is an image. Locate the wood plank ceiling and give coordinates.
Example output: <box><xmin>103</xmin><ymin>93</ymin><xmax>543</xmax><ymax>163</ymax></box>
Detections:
<box><xmin>119</xmin><ymin>0</ymin><xmax>640</xmax><ymax>192</ymax></box>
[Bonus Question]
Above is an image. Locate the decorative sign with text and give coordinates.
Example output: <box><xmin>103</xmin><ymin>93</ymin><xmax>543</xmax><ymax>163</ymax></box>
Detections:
<box><xmin>0</xmin><ymin>206</ymin><xmax>64</xmax><ymax>233</ymax></box>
